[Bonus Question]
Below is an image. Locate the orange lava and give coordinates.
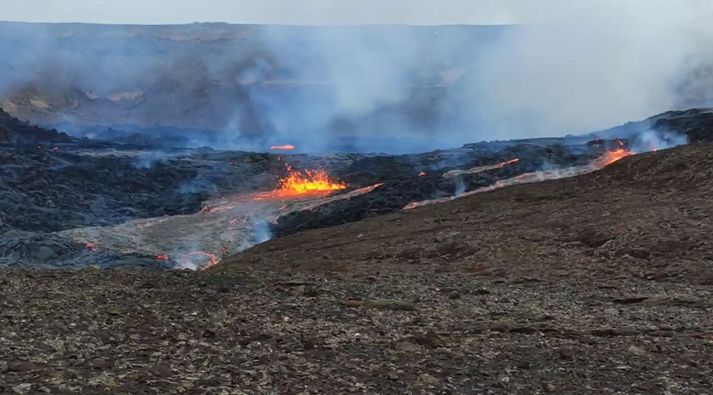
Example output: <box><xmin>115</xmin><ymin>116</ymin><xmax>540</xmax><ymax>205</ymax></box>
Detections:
<box><xmin>596</xmin><ymin>142</ymin><xmax>633</xmax><ymax>167</ymax></box>
<box><xmin>156</xmin><ymin>254</ymin><xmax>170</xmax><ymax>261</ymax></box>
<box><xmin>418</xmin><ymin>171</ymin><xmax>427</xmax><ymax>177</ymax></box>
<box><xmin>84</xmin><ymin>242</ymin><xmax>97</xmax><ymax>252</ymax></box>
<box><xmin>270</xmin><ymin>144</ymin><xmax>296</xmax><ymax>151</ymax></box>
<box><xmin>276</xmin><ymin>165</ymin><xmax>346</xmax><ymax>195</ymax></box>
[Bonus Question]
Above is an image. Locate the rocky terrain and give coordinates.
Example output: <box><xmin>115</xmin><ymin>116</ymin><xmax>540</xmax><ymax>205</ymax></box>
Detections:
<box><xmin>1</xmin><ymin>138</ymin><xmax>713</xmax><ymax>392</ymax></box>
<box><xmin>2</xmin><ymin>107</ymin><xmax>713</xmax><ymax>268</ymax></box>
<box><xmin>0</xmin><ymin>105</ymin><xmax>629</xmax><ymax>268</ymax></box>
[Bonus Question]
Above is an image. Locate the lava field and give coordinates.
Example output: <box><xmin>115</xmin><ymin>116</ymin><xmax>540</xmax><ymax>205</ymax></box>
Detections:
<box><xmin>2</xmin><ymin>108</ymin><xmax>713</xmax><ymax>392</ymax></box>
<box><xmin>3</xmin><ymin>108</ymin><xmax>713</xmax><ymax>269</ymax></box>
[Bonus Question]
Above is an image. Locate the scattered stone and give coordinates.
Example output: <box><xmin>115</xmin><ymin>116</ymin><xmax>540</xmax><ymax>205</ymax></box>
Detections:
<box><xmin>6</xmin><ymin>360</ymin><xmax>37</xmax><ymax>373</ymax></box>
<box><xmin>417</xmin><ymin>373</ymin><xmax>440</xmax><ymax>387</ymax></box>
<box><xmin>363</xmin><ymin>299</ymin><xmax>415</xmax><ymax>311</ymax></box>
<box><xmin>395</xmin><ymin>341</ymin><xmax>422</xmax><ymax>353</ymax></box>
<box><xmin>558</xmin><ymin>348</ymin><xmax>576</xmax><ymax>361</ymax></box>
<box><xmin>411</xmin><ymin>332</ymin><xmax>444</xmax><ymax>349</ymax></box>
<box><xmin>12</xmin><ymin>383</ymin><xmax>32</xmax><ymax>394</ymax></box>
<box><xmin>613</xmin><ymin>296</ymin><xmax>649</xmax><ymax>304</ymax></box>
<box><xmin>628</xmin><ymin>345</ymin><xmax>647</xmax><ymax>356</ymax></box>
<box><xmin>90</xmin><ymin>358</ymin><xmax>113</xmax><ymax>370</ymax></box>
<box><xmin>342</xmin><ymin>300</ymin><xmax>363</xmax><ymax>308</ymax></box>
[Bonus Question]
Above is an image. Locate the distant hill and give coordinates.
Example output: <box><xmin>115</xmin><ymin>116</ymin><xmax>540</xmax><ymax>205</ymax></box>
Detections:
<box><xmin>0</xmin><ymin>22</ymin><xmax>507</xmax><ymax>152</ymax></box>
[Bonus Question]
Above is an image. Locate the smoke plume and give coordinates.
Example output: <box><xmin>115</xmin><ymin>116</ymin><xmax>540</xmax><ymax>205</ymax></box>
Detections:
<box><xmin>0</xmin><ymin>1</ymin><xmax>712</xmax><ymax>152</ymax></box>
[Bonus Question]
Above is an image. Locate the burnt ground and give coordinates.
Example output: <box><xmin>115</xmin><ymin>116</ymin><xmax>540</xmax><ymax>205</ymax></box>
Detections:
<box><xmin>2</xmin><ymin>143</ymin><xmax>713</xmax><ymax>393</ymax></box>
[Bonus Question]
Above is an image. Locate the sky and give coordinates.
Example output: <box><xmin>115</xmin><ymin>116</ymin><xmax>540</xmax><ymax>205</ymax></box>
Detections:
<box><xmin>3</xmin><ymin>0</ymin><xmax>517</xmax><ymax>25</ymax></box>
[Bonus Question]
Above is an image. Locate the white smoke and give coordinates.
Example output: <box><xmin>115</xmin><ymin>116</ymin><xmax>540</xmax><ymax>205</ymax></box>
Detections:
<box><xmin>1</xmin><ymin>1</ymin><xmax>713</xmax><ymax>152</ymax></box>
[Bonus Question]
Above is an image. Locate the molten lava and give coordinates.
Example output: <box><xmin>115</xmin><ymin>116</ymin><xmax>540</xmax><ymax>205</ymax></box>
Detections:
<box><xmin>270</xmin><ymin>144</ymin><xmax>296</xmax><ymax>151</ymax></box>
<box><xmin>595</xmin><ymin>147</ymin><xmax>632</xmax><ymax>167</ymax></box>
<box><xmin>277</xmin><ymin>166</ymin><xmax>347</xmax><ymax>195</ymax></box>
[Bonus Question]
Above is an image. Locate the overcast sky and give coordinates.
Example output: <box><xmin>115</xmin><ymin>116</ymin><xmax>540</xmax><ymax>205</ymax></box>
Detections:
<box><xmin>1</xmin><ymin>0</ymin><xmax>530</xmax><ymax>25</ymax></box>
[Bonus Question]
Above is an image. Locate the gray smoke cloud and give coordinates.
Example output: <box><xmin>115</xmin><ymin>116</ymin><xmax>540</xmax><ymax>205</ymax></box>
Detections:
<box><xmin>0</xmin><ymin>1</ymin><xmax>712</xmax><ymax>153</ymax></box>
<box><xmin>467</xmin><ymin>0</ymin><xmax>713</xmax><ymax>139</ymax></box>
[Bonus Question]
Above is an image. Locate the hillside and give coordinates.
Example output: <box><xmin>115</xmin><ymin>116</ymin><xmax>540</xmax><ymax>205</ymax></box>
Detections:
<box><xmin>2</xmin><ymin>143</ymin><xmax>712</xmax><ymax>393</ymax></box>
<box><xmin>219</xmin><ymin>143</ymin><xmax>713</xmax><ymax>280</ymax></box>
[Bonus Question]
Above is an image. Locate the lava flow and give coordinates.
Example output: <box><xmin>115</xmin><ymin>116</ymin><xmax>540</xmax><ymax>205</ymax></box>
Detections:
<box><xmin>280</xmin><ymin>168</ymin><xmax>346</xmax><ymax>193</ymax></box>
<box><xmin>252</xmin><ymin>164</ymin><xmax>348</xmax><ymax>201</ymax></box>
<box><xmin>406</xmin><ymin>146</ymin><xmax>634</xmax><ymax>210</ymax></box>
<box><xmin>595</xmin><ymin>145</ymin><xmax>633</xmax><ymax>167</ymax></box>
<box><xmin>270</xmin><ymin>144</ymin><xmax>296</xmax><ymax>151</ymax></box>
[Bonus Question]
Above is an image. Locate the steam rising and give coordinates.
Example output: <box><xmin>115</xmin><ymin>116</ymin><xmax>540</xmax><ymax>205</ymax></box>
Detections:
<box><xmin>1</xmin><ymin>1</ymin><xmax>712</xmax><ymax>153</ymax></box>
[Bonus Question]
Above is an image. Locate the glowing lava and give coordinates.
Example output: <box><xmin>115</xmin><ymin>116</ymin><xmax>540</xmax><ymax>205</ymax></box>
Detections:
<box><xmin>277</xmin><ymin>165</ymin><xmax>347</xmax><ymax>195</ymax></box>
<box><xmin>595</xmin><ymin>147</ymin><xmax>633</xmax><ymax>167</ymax></box>
<box><xmin>270</xmin><ymin>144</ymin><xmax>296</xmax><ymax>151</ymax></box>
<box><xmin>405</xmin><ymin>145</ymin><xmax>635</xmax><ymax>210</ymax></box>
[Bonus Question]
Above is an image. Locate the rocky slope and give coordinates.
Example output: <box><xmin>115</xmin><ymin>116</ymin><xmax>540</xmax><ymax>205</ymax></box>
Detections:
<box><xmin>1</xmin><ymin>143</ymin><xmax>712</xmax><ymax>393</ymax></box>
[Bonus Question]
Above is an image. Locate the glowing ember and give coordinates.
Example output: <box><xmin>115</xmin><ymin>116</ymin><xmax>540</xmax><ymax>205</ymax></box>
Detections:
<box><xmin>156</xmin><ymin>254</ymin><xmax>170</xmax><ymax>261</ymax></box>
<box><xmin>418</xmin><ymin>171</ymin><xmax>427</xmax><ymax>177</ymax></box>
<box><xmin>270</xmin><ymin>144</ymin><xmax>296</xmax><ymax>151</ymax></box>
<box><xmin>277</xmin><ymin>165</ymin><xmax>347</xmax><ymax>194</ymax></box>
<box><xmin>84</xmin><ymin>242</ymin><xmax>97</xmax><ymax>252</ymax></box>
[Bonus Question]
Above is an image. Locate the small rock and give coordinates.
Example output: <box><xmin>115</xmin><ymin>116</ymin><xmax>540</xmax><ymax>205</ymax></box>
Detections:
<box><xmin>150</xmin><ymin>362</ymin><xmax>172</xmax><ymax>377</ymax></box>
<box><xmin>289</xmin><ymin>285</ymin><xmax>306</xmax><ymax>296</ymax></box>
<box><xmin>411</xmin><ymin>332</ymin><xmax>444</xmax><ymax>349</ymax></box>
<box><xmin>543</xmin><ymin>383</ymin><xmax>556</xmax><ymax>393</ymax></box>
<box><xmin>558</xmin><ymin>348</ymin><xmax>576</xmax><ymax>361</ymax></box>
<box><xmin>90</xmin><ymin>358</ymin><xmax>113</xmax><ymax>370</ymax></box>
<box><xmin>302</xmin><ymin>338</ymin><xmax>316</xmax><ymax>351</ymax></box>
<box><xmin>364</xmin><ymin>299</ymin><xmax>415</xmax><ymax>311</ymax></box>
<box><xmin>417</xmin><ymin>373</ymin><xmax>439</xmax><ymax>386</ymax></box>
<box><xmin>7</xmin><ymin>361</ymin><xmax>37</xmax><ymax>373</ymax></box>
<box><xmin>342</xmin><ymin>300</ymin><xmax>363</xmax><ymax>308</ymax></box>
<box><xmin>395</xmin><ymin>341</ymin><xmax>421</xmax><ymax>353</ymax></box>
<box><xmin>628</xmin><ymin>345</ymin><xmax>646</xmax><ymax>356</ymax></box>
<box><xmin>107</xmin><ymin>308</ymin><xmax>122</xmax><ymax>316</ymax></box>
<box><xmin>448</xmin><ymin>291</ymin><xmax>461</xmax><ymax>300</ymax></box>
<box><xmin>12</xmin><ymin>384</ymin><xmax>32</xmax><ymax>394</ymax></box>
<box><xmin>516</xmin><ymin>360</ymin><xmax>531</xmax><ymax>369</ymax></box>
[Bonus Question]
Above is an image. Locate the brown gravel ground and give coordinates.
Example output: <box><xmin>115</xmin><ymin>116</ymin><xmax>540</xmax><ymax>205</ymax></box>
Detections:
<box><xmin>2</xmin><ymin>144</ymin><xmax>713</xmax><ymax>393</ymax></box>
